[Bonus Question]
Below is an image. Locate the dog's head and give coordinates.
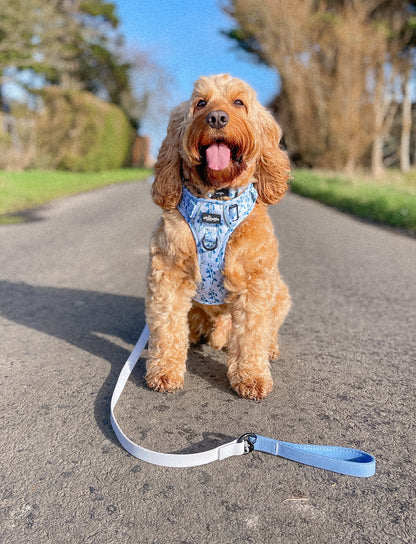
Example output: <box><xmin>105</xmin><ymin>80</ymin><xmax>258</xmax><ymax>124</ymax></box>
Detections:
<box><xmin>152</xmin><ymin>74</ymin><xmax>290</xmax><ymax>209</ymax></box>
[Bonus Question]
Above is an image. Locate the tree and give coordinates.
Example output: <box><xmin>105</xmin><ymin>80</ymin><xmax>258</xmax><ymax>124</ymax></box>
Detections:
<box><xmin>0</xmin><ymin>0</ymin><xmax>144</xmax><ymax>127</ymax></box>
<box><xmin>225</xmin><ymin>0</ymin><xmax>416</xmax><ymax>175</ymax></box>
<box><xmin>0</xmin><ymin>0</ymin><xmax>72</xmax><ymax>107</ymax></box>
<box><xmin>53</xmin><ymin>0</ymin><xmax>144</xmax><ymax>126</ymax></box>
<box><xmin>398</xmin><ymin>7</ymin><xmax>416</xmax><ymax>172</ymax></box>
<box><xmin>0</xmin><ymin>0</ymin><xmax>170</xmax><ymax>169</ymax></box>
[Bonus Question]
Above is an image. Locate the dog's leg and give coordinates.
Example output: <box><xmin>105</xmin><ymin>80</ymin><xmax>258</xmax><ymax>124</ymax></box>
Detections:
<box><xmin>209</xmin><ymin>312</ymin><xmax>232</xmax><ymax>350</ymax></box>
<box><xmin>188</xmin><ymin>304</ymin><xmax>213</xmax><ymax>345</ymax></box>
<box><xmin>269</xmin><ymin>276</ymin><xmax>291</xmax><ymax>360</ymax></box>
<box><xmin>188</xmin><ymin>303</ymin><xmax>232</xmax><ymax>350</ymax></box>
<box><xmin>145</xmin><ymin>255</ymin><xmax>196</xmax><ymax>393</ymax></box>
<box><xmin>226</xmin><ymin>281</ymin><xmax>275</xmax><ymax>401</ymax></box>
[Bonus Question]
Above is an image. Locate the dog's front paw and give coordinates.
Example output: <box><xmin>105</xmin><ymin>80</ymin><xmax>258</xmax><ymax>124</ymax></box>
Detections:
<box><xmin>145</xmin><ymin>365</ymin><xmax>184</xmax><ymax>393</ymax></box>
<box><xmin>231</xmin><ymin>374</ymin><xmax>273</xmax><ymax>401</ymax></box>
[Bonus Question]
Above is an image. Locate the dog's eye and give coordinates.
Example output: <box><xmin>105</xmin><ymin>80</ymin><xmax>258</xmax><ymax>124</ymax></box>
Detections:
<box><xmin>233</xmin><ymin>99</ymin><xmax>245</xmax><ymax>107</ymax></box>
<box><xmin>196</xmin><ymin>99</ymin><xmax>207</xmax><ymax>108</ymax></box>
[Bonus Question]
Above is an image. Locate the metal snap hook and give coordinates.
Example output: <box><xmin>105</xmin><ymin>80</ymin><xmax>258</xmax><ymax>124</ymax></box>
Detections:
<box><xmin>237</xmin><ymin>433</ymin><xmax>257</xmax><ymax>454</ymax></box>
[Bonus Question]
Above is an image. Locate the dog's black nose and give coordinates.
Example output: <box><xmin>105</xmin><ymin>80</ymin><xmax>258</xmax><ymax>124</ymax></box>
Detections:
<box><xmin>206</xmin><ymin>110</ymin><xmax>229</xmax><ymax>129</ymax></box>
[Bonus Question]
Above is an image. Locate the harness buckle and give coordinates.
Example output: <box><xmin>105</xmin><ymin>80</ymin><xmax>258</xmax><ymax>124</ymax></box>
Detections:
<box><xmin>238</xmin><ymin>433</ymin><xmax>257</xmax><ymax>454</ymax></box>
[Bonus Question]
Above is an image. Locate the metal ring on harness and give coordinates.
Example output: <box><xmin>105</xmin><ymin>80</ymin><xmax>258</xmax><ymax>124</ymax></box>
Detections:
<box><xmin>202</xmin><ymin>233</ymin><xmax>218</xmax><ymax>251</ymax></box>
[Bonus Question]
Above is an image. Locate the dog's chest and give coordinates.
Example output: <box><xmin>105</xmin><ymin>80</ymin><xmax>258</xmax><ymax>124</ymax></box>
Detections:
<box><xmin>177</xmin><ymin>184</ymin><xmax>258</xmax><ymax>305</ymax></box>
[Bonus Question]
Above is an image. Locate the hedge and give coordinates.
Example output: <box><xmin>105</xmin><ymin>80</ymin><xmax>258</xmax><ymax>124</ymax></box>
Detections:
<box><xmin>33</xmin><ymin>87</ymin><xmax>134</xmax><ymax>172</ymax></box>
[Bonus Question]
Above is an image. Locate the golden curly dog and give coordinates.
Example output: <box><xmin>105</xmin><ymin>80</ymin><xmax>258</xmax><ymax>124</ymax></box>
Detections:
<box><xmin>145</xmin><ymin>74</ymin><xmax>291</xmax><ymax>400</ymax></box>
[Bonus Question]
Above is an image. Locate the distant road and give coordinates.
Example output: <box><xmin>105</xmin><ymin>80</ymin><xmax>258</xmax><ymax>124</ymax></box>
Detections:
<box><xmin>1</xmin><ymin>180</ymin><xmax>415</xmax><ymax>544</ymax></box>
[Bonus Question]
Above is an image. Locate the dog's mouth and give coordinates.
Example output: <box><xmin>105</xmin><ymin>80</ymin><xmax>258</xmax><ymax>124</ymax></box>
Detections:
<box><xmin>199</xmin><ymin>141</ymin><xmax>243</xmax><ymax>171</ymax></box>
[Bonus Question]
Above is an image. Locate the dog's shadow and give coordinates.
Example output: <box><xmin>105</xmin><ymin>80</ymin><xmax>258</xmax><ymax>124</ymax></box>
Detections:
<box><xmin>0</xmin><ymin>280</ymin><xmax>235</xmax><ymax>451</ymax></box>
<box><xmin>186</xmin><ymin>344</ymin><xmax>232</xmax><ymax>395</ymax></box>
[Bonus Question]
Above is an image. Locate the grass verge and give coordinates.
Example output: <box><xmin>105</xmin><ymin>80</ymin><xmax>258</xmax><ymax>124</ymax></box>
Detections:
<box><xmin>2</xmin><ymin>167</ymin><xmax>415</xmax><ymax>235</ymax></box>
<box><xmin>0</xmin><ymin>168</ymin><xmax>152</xmax><ymax>221</ymax></box>
<box><xmin>291</xmin><ymin>169</ymin><xmax>416</xmax><ymax>235</ymax></box>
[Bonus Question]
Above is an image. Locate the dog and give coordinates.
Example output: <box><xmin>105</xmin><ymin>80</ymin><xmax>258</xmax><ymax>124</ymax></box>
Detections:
<box><xmin>145</xmin><ymin>74</ymin><xmax>291</xmax><ymax>400</ymax></box>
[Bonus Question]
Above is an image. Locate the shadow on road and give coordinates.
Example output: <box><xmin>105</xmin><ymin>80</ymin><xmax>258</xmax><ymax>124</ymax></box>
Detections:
<box><xmin>0</xmin><ymin>280</ymin><xmax>146</xmax><ymax>448</ymax></box>
<box><xmin>0</xmin><ymin>280</ymin><xmax>237</xmax><ymax>453</ymax></box>
<box><xmin>0</xmin><ymin>206</ymin><xmax>47</xmax><ymax>225</ymax></box>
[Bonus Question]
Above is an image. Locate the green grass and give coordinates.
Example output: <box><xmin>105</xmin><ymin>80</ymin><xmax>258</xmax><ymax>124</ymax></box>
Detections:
<box><xmin>291</xmin><ymin>169</ymin><xmax>416</xmax><ymax>235</ymax></box>
<box><xmin>0</xmin><ymin>168</ymin><xmax>152</xmax><ymax>218</ymax></box>
<box><xmin>2</xmin><ymin>167</ymin><xmax>415</xmax><ymax>234</ymax></box>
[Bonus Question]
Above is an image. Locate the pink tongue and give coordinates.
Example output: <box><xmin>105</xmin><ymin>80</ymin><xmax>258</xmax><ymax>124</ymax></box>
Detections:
<box><xmin>205</xmin><ymin>143</ymin><xmax>231</xmax><ymax>171</ymax></box>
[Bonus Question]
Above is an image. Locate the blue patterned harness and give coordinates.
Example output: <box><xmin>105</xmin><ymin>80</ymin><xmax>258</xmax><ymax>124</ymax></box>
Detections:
<box><xmin>177</xmin><ymin>183</ymin><xmax>258</xmax><ymax>305</ymax></box>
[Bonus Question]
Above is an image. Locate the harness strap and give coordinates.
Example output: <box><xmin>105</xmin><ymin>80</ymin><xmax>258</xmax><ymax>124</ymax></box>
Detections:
<box><xmin>110</xmin><ymin>325</ymin><xmax>376</xmax><ymax>476</ymax></box>
<box><xmin>177</xmin><ymin>183</ymin><xmax>258</xmax><ymax>305</ymax></box>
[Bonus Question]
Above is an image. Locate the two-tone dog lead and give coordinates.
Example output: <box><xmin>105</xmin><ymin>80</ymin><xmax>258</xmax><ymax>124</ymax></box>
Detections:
<box><xmin>111</xmin><ymin>324</ymin><xmax>376</xmax><ymax>476</ymax></box>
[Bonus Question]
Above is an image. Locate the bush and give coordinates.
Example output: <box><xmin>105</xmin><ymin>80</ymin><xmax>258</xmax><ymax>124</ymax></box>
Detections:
<box><xmin>33</xmin><ymin>87</ymin><xmax>134</xmax><ymax>171</ymax></box>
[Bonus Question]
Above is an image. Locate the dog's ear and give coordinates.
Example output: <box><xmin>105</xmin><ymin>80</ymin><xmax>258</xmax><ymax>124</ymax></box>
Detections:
<box><xmin>255</xmin><ymin>106</ymin><xmax>290</xmax><ymax>205</ymax></box>
<box><xmin>152</xmin><ymin>102</ymin><xmax>188</xmax><ymax>210</ymax></box>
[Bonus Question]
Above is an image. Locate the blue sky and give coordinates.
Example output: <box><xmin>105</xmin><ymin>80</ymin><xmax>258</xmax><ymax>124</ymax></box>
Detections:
<box><xmin>114</xmin><ymin>0</ymin><xmax>280</xmax><ymax>155</ymax></box>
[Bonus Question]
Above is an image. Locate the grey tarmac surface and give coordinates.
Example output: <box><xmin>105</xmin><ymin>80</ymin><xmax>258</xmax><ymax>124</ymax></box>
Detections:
<box><xmin>1</xmin><ymin>179</ymin><xmax>415</xmax><ymax>544</ymax></box>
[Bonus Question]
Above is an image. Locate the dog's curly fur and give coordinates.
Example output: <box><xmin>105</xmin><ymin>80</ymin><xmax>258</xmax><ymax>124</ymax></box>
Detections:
<box><xmin>145</xmin><ymin>74</ymin><xmax>291</xmax><ymax>400</ymax></box>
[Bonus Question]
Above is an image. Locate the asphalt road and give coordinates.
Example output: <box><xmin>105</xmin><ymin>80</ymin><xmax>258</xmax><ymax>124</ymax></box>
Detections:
<box><xmin>1</xmin><ymin>179</ymin><xmax>415</xmax><ymax>544</ymax></box>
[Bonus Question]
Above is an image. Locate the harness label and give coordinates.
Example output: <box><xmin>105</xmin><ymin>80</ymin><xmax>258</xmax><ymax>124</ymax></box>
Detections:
<box><xmin>212</xmin><ymin>188</ymin><xmax>230</xmax><ymax>198</ymax></box>
<box><xmin>201</xmin><ymin>212</ymin><xmax>221</xmax><ymax>224</ymax></box>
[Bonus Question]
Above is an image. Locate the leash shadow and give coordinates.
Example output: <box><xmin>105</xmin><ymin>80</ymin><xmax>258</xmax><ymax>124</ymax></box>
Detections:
<box><xmin>167</xmin><ymin>432</ymin><xmax>236</xmax><ymax>455</ymax></box>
